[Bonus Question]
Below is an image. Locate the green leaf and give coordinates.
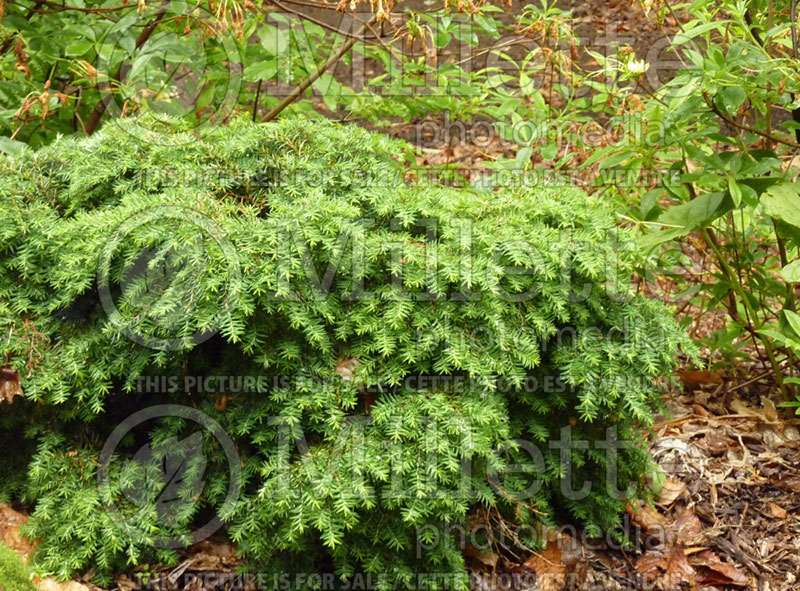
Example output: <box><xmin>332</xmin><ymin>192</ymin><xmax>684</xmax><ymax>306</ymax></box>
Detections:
<box><xmin>243</xmin><ymin>59</ymin><xmax>278</xmax><ymax>82</ymax></box>
<box><xmin>673</xmin><ymin>20</ymin><xmax>725</xmax><ymax>45</ymax></box>
<box><xmin>598</xmin><ymin>151</ymin><xmax>632</xmax><ymax>171</ymax></box>
<box><xmin>758</xmin><ymin>328</ymin><xmax>800</xmax><ymax>351</ymax></box>
<box><xmin>739</xmin><ymin>175</ymin><xmax>780</xmax><ymax>196</ymax></box>
<box><xmin>739</xmin><ymin>182</ymin><xmax>758</xmax><ymax>207</ymax></box>
<box><xmin>659</xmin><ymin>191</ymin><xmax>727</xmax><ymax>228</ymax></box>
<box><xmin>0</xmin><ymin>136</ymin><xmax>26</xmax><ymax>156</ymax></box>
<box><xmin>539</xmin><ymin>143</ymin><xmax>558</xmax><ymax>161</ymax></box>
<box><xmin>781</xmin><ymin>259</ymin><xmax>800</xmax><ymax>282</ymax></box>
<box><xmin>761</xmin><ymin>182</ymin><xmax>800</xmax><ymax>227</ymax></box>
<box><xmin>720</xmin><ymin>86</ymin><xmax>746</xmax><ymax>114</ymax></box>
<box><xmin>777</xmin><ymin>219</ymin><xmax>800</xmax><ymax>248</ymax></box>
<box><xmin>579</xmin><ymin>145</ymin><xmax>615</xmax><ymax>169</ymax></box>
<box><xmin>64</xmin><ymin>40</ymin><xmax>95</xmax><ymax>57</ymax></box>
<box><xmin>684</xmin><ymin>143</ymin><xmax>723</xmax><ymax>169</ymax></box>
<box><xmin>637</xmin><ymin>227</ymin><xmax>688</xmax><ymax>250</ymax></box>
<box><xmin>435</xmin><ymin>32</ymin><xmax>452</xmax><ymax>48</ymax></box>
<box><xmin>475</xmin><ymin>15</ymin><xmax>499</xmax><ymax>38</ymax></box>
<box><xmin>259</xmin><ymin>25</ymin><xmax>289</xmax><ymax>54</ymax></box>
<box><xmin>195</xmin><ymin>83</ymin><xmax>216</xmax><ymax>110</ymax></box>
<box><xmin>515</xmin><ymin>146</ymin><xmax>533</xmax><ymax>169</ymax></box>
<box><xmin>638</xmin><ymin>192</ymin><xmax>729</xmax><ymax>250</ymax></box>
<box><xmin>785</xmin><ymin>310</ymin><xmax>800</xmax><ymax>339</ymax></box>
<box><xmin>647</xmin><ymin>461</ymin><xmax>666</xmax><ymax>494</ymax></box>
<box><xmin>313</xmin><ymin>73</ymin><xmax>343</xmax><ymax>112</ymax></box>
<box><xmin>727</xmin><ymin>177</ymin><xmax>741</xmax><ymax>207</ymax></box>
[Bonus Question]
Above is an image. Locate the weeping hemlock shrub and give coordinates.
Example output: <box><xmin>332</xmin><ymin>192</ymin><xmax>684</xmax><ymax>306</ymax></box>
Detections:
<box><xmin>0</xmin><ymin>118</ymin><xmax>690</xmax><ymax>585</ymax></box>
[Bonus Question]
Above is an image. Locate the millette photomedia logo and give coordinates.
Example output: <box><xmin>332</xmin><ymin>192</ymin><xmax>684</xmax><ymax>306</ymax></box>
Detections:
<box><xmin>96</xmin><ymin>204</ymin><xmax>242</xmax><ymax>352</ymax></box>
<box><xmin>97</xmin><ymin>404</ymin><xmax>242</xmax><ymax>549</ymax></box>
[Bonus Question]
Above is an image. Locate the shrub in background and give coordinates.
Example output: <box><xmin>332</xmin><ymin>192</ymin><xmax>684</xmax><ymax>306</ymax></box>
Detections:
<box><xmin>546</xmin><ymin>0</ymin><xmax>800</xmax><ymax>403</ymax></box>
<box><xmin>0</xmin><ymin>118</ymin><xmax>690</xmax><ymax>586</ymax></box>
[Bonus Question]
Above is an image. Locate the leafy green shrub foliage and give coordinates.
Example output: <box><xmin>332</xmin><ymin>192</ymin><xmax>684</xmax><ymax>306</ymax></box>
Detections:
<box><xmin>0</xmin><ymin>544</ymin><xmax>34</xmax><ymax>591</ymax></box>
<box><xmin>0</xmin><ymin>118</ymin><xmax>689</xmax><ymax>585</ymax></box>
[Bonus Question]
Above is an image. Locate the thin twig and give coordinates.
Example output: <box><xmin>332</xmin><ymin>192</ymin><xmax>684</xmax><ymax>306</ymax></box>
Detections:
<box><xmin>702</xmin><ymin>228</ymin><xmax>790</xmax><ymax>401</ymax></box>
<box><xmin>703</xmin><ymin>92</ymin><xmax>800</xmax><ymax>149</ymax></box>
<box><xmin>85</xmin><ymin>9</ymin><xmax>168</xmax><ymax>134</ymax></box>
<box><xmin>252</xmin><ymin>79</ymin><xmax>262</xmax><ymax>122</ymax></box>
<box><xmin>266</xmin><ymin>0</ymin><xmax>380</xmax><ymax>41</ymax></box>
<box><xmin>727</xmin><ymin>369</ymin><xmax>772</xmax><ymax>393</ymax></box>
<box><xmin>262</xmin><ymin>12</ymin><xmax>378</xmax><ymax>122</ymax></box>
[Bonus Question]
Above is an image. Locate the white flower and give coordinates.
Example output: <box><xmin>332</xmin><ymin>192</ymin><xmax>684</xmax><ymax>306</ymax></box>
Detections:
<box><xmin>625</xmin><ymin>60</ymin><xmax>649</xmax><ymax>76</ymax></box>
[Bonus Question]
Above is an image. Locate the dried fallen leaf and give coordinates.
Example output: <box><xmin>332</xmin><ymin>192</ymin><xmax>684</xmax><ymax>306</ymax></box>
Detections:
<box><xmin>684</xmin><ymin>546</ymin><xmax>709</xmax><ymax>555</ymax></box>
<box><xmin>674</xmin><ymin>508</ymin><xmax>703</xmax><ymax>544</ymax></box>
<box><xmin>699</xmin><ymin>430</ymin><xmax>735</xmax><ymax>456</ymax></box>
<box><xmin>657</xmin><ymin>477</ymin><xmax>686</xmax><ymax>507</ymax></box>
<box><xmin>729</xmin><ymin>397</ymin><xmax>755</xmax><ymax>415</ymax></box>
<box><xmin>187</xmin><ymin>539</ymin><xmax>242</xmax><ymax>570</ymax></box>
<box><xmin>464</xmin><ymin>543</ymin><xmax>498</xmax><ymax>569</ymax></box>
<box><xmin>677</xmin><ymin>370</ymin><xmax>723</xmax><ymax>390</ymax></box>
<box><xmin>626</xmin><ymin>501</ymin><xmax>669</xmax><ymax>531</ymax></box>
<box><xmin>783</xmin><ymin>426</ymin><xmax>800</xmax><ymax>441</ymax></box>
<box><xmin>114</xmin><ymin>575</ymin><xmax>137</xmax><ymax>591</ymax></box>
<box><xmin>334</xmin><ymin>357</ymin><xmax>358</xmax><ymax>381</ymax></box>
<box><xmin>523</xmin><ymin>539</ymin><xmax>566</xmax><ymax>590</ymax></box>
<box><xmin>650</xmin><ymin>436</ymin><xmax>693</xmax><ymax>456</ymax></box>
<box><xmin>690</xmin><ymin>550</ymin><xmax>748</xmax><ymax>587</ymax></box>
<box><xmin>759</xmin><ymin>396</ymin><xmax>779</xmax><ymax>422</ymax></box>
<box><xmin>766</xmin><ymin>501</ymin><xmax>787</xmax><ymax>520</ymax></box>
<box><xmin>776</xmin><ymin>476</ymin><xmax>800</xmax><ymax>493</ymax></box>
<box><xmin>637</xmin><ymin>546</ymin><xmax>696</xmax><ymax>590</ymax></box>
<box><xmin>730</xmin><ymin>396</ymin><xmax>775</xmax><ymax>423</ymax></box>
<box><xmin>0</xmin><ymin>367</ymin><xmax>23</xmax><ymax>405</ymax></box>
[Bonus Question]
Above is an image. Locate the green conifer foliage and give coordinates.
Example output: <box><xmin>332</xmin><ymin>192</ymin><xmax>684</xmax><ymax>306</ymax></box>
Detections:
<box><xmin>0</xmin><ymin>118</ymin><xmax>691</xmax><ymax>585</ymax></box>
<box><xmin>0</xmin><ymin>543</ymin><xmax>35</xmax><ymax>591</ymax></box>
